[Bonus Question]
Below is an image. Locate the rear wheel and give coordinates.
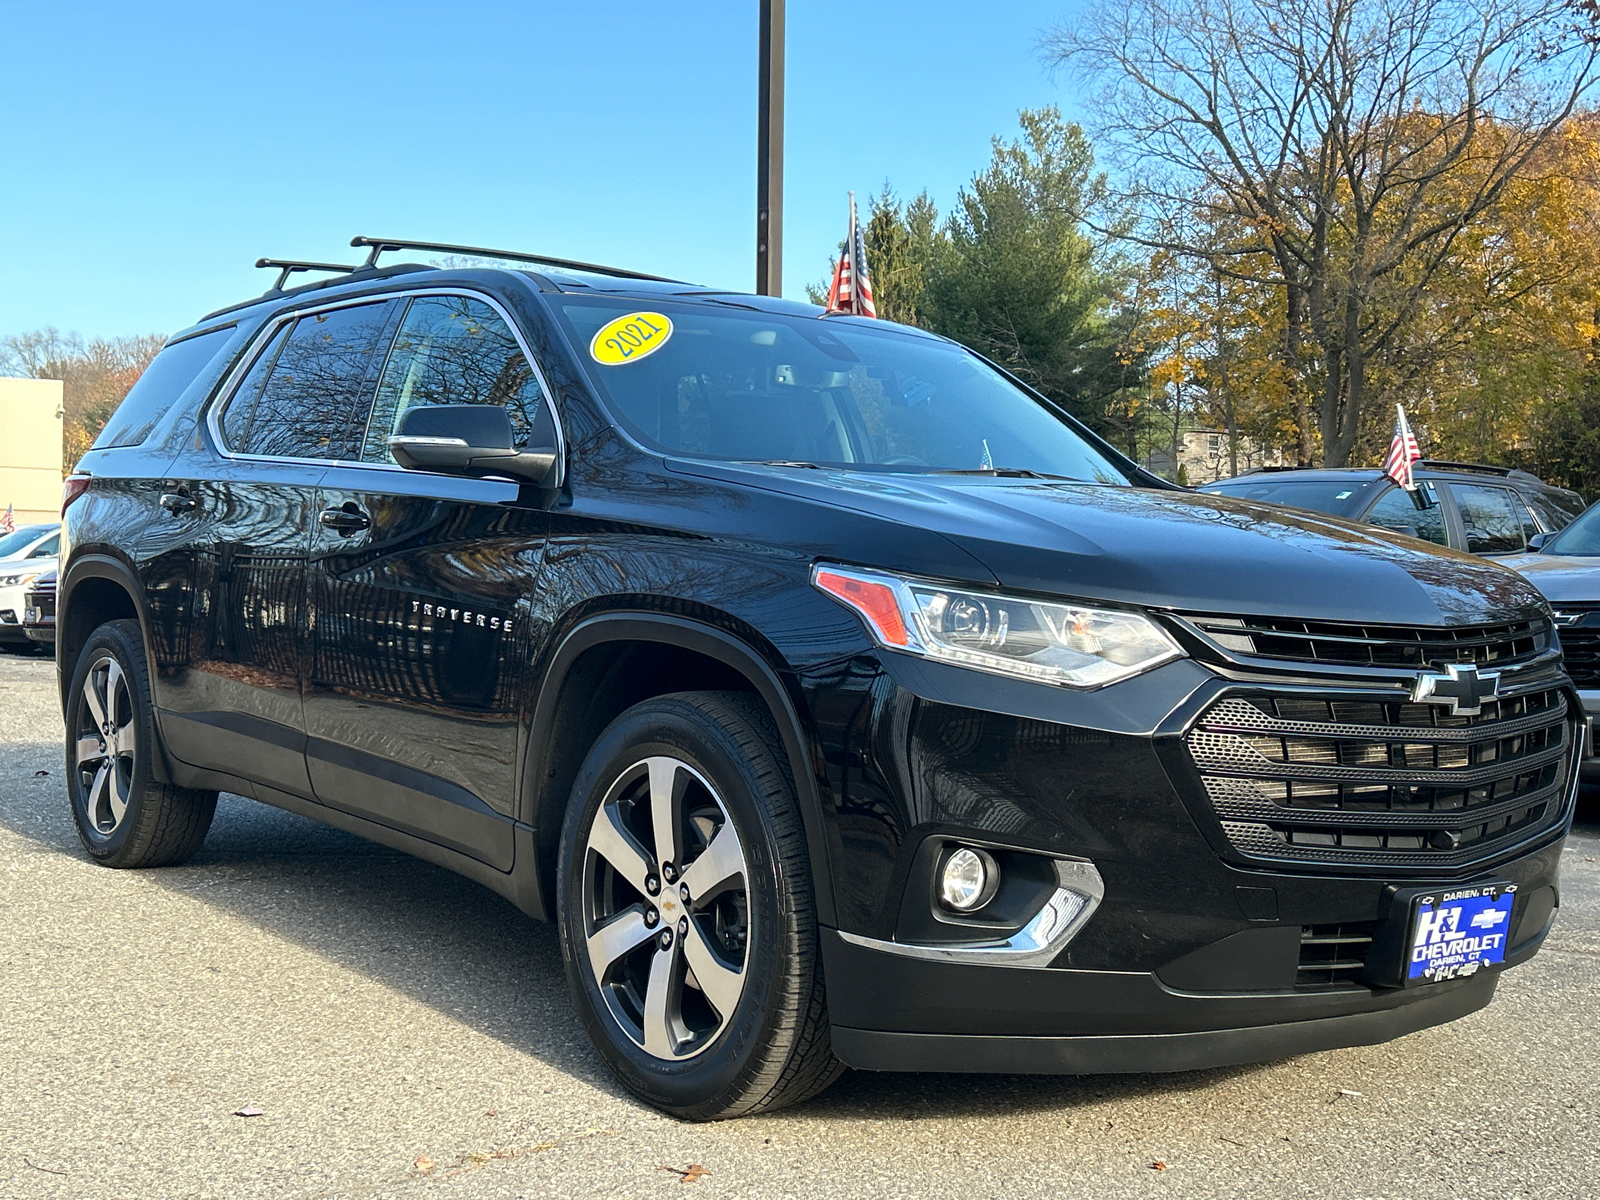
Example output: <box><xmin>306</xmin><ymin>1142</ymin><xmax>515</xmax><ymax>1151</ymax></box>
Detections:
<box><xmin>65</xmin><ymin>619</ymin><xmax>217</xmax><ymax>867</ymax></box>
<box><xmin>557</xmin><ymin>691</ymin><xmax>841</xmax><ymax>1119</ymax></box>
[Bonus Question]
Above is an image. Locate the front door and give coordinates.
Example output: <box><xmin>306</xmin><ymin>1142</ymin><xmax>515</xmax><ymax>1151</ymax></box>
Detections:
<box><xmin>303</xmin><ymin>293</ymin><xmax>556</xmax><ymax>870</ymax></box>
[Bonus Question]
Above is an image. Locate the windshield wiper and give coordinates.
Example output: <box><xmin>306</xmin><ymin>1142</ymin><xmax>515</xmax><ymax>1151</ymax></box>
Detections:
<box><xmin>745</xmin><ymin>459</ymin><xmax>821</xmax><ymax>469</ymax></box>
<box><xmin>931</xmin><ymin>467</ymin><xmax>1082</xmax><ymax>481</ymax></box>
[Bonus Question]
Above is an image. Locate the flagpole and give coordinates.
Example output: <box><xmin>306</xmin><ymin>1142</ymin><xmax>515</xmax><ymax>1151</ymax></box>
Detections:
<box><xmin>756</xmin><ymin>0</ymin><xmax>785</xmax><ymax>296</ymax></box>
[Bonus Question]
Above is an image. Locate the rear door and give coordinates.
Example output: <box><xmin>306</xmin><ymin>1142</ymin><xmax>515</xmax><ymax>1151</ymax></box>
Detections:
<box><xmin>303</xmin><ymin>292</ymin><xmax>557</xmax><ymax>870</ymax></box>
<box><xmin>155</xmin><ymin>299</ymin><xmax>397</xmax><ymax>797</ymax></box>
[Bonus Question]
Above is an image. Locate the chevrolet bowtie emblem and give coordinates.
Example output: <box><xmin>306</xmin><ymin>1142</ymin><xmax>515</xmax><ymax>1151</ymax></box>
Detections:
<box><xmin>1411</xmin><ymin>663</ymin><xmax>1501</xmax><ymax>717</ymax></box>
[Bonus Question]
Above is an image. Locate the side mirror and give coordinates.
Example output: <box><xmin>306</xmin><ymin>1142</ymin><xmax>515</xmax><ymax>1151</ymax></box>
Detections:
<box><xmin>388</xmin><ymin>405</ymin><xmax>558</xmax><ymax>487</ymax></box>
<box><xmin>1528</xmin><ymin>532</ymin><xmax>1550</xmax><ymax>551</ymax></box>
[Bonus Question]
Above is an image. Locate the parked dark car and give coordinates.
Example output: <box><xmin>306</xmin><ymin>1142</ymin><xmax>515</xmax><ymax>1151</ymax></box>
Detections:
<box><xmin>54</xmin><ymin>238</ymin><xmax>1583</xmax><ymax>1119</ymax></box>
<box><xmin>23</xmin><ymin>569</ymin><xmax>57</xmax><ymax>652</ymax></box>
<box><xmin>1199</xmin><ymin>464</ymin><xmax>1584</xmax><ymax>558</ymax></box>
<box><xmin>1501</xmin><ymin>503</ymin><xmax>1600</xmax><ymax>781</ymax></box>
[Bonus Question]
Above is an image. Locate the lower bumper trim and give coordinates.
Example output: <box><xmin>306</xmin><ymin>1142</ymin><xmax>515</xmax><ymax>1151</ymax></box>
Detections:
<box><xmin>831</xmin><ymin>970</ymin><xmax>1496</xmax><ymax>1074</ymax></box>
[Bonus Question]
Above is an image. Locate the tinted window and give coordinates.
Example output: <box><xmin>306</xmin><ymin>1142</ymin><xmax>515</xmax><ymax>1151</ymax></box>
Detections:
<box><xmin>361</xmin><ymin>295</ymin><xmax>551</xmax><ymax>464</ymax></box>
<box><xmin>1453</xmin><ymin>484</ymin><xmax>1527</xmax><ymax>554</ymax></box>
<box><xmin>0</xmin><ymin>525</ymin><xmax>54</xmax><ymax>558</ymax></box>
<box><xmin>1521</xmin><ymin>489</ymin><xmax>1582</xmax><ymax>532</ymax></box>
<box><xmin>553</xmin><ymin>297</ymin><xmax>1131</xmax><ymax>481</ymax></box>
<box><xmin>1207</xmin><ymin>478</ymin><xmax>1378</xmax><ymax>515</ymax></box>
<box><xmin>1364</xmin><ymin>486</ymin><xmax>1449</xmax><ymax>546</ymax></box>
<box><xmin>94</xmin><ymin>326</ymin><xmax>236</xmax><ymax>449</ymax></box>
<box><xmin>1545</xmin><ymin>503</ymin><xmax>1600</xmax><ymax>554</ymax></box>
<box><xmin>222</xmin><ymin>302</ymin><xmax>393</xmax><ymax>460</ymax></box>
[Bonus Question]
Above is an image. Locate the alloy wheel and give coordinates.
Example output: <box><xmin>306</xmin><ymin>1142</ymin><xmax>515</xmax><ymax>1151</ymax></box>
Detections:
<box><xmin>581</xmin><ymin>756</ymin><xmax>751</xmax><ymax>1061</ymax></box>
<box><xmin>74</xmin><ymin>654</ymin><xmax>136</xmax><ymax>836</ymax></box>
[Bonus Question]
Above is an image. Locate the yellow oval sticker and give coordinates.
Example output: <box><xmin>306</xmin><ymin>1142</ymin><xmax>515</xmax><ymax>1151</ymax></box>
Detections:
<box><xmin>590</xmin><ymin>311</ymin><xmax>673</xmax><ymax>365</ymax></box>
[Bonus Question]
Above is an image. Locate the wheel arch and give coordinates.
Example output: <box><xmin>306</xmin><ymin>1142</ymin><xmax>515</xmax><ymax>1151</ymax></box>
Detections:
<box><xmin>58</xmin><ymin>553</ymin><xmax>149</xmax><ymax>707</ymax></box>
<box><xmin>524</xmin><ymin>611</ymin><xmax>836</xmax><ymax>927</ymax></box>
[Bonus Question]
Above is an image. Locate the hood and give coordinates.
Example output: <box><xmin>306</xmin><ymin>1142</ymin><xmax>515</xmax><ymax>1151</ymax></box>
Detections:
<box><xmin>1498</xmin><ymin>552</ymin><xmax>1600</xmax><ymax>607</ymax></box>
<box><xmin>672</xmin><ymin>462</ymin><xmax>1547</xmax><ymax>625</ymax></box>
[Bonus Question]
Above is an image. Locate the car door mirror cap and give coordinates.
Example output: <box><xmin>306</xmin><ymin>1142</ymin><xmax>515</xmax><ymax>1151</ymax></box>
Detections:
<box><xmin>1528</xmin><ymin>532</ymin><xmax>1550</xmax><ymax>551</ymax></box>
<box><xmin>388</xmin><ymin>435</ymin><xmax>559</xmax><ymax>486</ymax></box>
<box><xmin>388</xmin><ymin>404</ymin><xmax>558</xmax><ymax>487</ymax></box>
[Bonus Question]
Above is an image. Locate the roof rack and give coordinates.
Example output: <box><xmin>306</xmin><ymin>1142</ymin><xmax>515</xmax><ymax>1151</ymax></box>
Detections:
<box><xmin>1417</xmin><ymin>459</ymin><xmax>1514</xmax><ymax>477</ymax></box>
<box><xmin>351</xmin><ymin>236</ymin><xmax>680</xmax><ymax>283</ymax></box>
<box><xmin>256</xmin><ymin>258</ymin><xmax>362</xmax><ymax>292</ymax></box>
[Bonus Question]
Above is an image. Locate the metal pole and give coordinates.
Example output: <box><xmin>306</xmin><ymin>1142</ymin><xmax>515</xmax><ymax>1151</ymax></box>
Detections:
<box><xmin>756</xmin><ymin>0</ymin><xmax>785</xmax><ymax>295</ymax></box>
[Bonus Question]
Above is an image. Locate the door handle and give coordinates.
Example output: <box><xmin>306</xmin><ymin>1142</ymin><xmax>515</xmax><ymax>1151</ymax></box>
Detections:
<box><xmin>159</xmin><ymin>491</ymin><xmax>197</xmax><ymax>514</ymax></box>
<box><xmin>319</xmin><ymin>505</ymin><xmax>372</xmax><ymax>535</ymax></box>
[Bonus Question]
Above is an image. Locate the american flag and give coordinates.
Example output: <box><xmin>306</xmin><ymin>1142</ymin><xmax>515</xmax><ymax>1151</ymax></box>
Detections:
<box><xmin>0</xmin><ymin>505</ymin><xmax>12</xmax><ymax>535</ymax></box>
<box><xmin>825</xmin><ymin>192</ymin><xmax>877</xmax><ymax>318</ymax></box>
<box><xmin>1383</xmin><ymin>405</ymin><xmax>1422</xmax><ymax>490</ymax></box>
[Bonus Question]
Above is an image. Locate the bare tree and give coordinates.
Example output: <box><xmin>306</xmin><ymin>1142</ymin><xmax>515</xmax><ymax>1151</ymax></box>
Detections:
<box><xmin>1047</xmin><ymin>0</ymin><xmax>1600</xmax><ymax>465</ymax></box>
<box><xmin>2</xmin><ymin>327</ymin><xmax>165</xmax><ymax>467</ymax></box>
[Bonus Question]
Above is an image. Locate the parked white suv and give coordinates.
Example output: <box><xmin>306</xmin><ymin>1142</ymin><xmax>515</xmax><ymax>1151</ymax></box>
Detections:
<box><xmin>0</xmin><ymin>524</ymin><xmax>61</xmax><ymax>651</ymax></box>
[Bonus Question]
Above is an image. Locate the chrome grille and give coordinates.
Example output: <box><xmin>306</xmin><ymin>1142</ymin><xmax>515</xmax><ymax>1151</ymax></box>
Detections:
<box><xmin>1554</xmin><ymin>608</ymin><xmax>1600</xmax><ymax>689</ymax></box>
<box><xmin>1182</xmin><ymin>613</ymin><xmax>1549</xmax><ymax>670</ymax></box>
<box><xmin>1185</xmin><ymin>688</ymin><xmax>1575</xmax><ymax>869</ymax></box>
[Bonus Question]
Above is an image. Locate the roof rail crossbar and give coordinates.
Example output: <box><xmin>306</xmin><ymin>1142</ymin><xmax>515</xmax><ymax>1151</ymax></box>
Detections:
<box><xmin>1417</xmin><ymin>459</ymin><xmax>1512</xmax><ymax>477</ymax></box>
<box><xmin>256</xmin><ymin>258</ymin><xmax>362</xmax><ymax>292</ymax></box>
<box><xmin>350</xmin><ymin>236</ymin><xmax>680</xmax><ymax>283</ymax></box>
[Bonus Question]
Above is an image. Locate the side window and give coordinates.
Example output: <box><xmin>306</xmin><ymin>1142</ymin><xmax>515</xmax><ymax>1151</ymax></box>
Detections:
<box><xmin>1452</xmin><ymin>484</ymin><xmax>1527</xmax><ymax>554</ymax></box>
<box><xmin>92</xmin><ymin>325</ymin><xmax>237</xmax><ymax>450</ymax></box>
<box><xmin>1518</xmin><ymin>490</ymin><xmax>1566</xmax><ymax>534</ymax></box>
<box><xmin>1364</xmin><ymin>487</ymin><xmax>1448</xmax><ymax>546</ymax></box>
<box><xmin>219</xmin><ymin>302</ymin><xmax>393</xmax><ymax>460</ymax></box>
<box><xmin>29</xmin><ymin>535</ymin><xmax>59</xmax><ymax>558</ymax></box>
<box><xmin>361</xmin><ymin>295</ymin><xmax>552</xmax><ymax>464</ymax></box>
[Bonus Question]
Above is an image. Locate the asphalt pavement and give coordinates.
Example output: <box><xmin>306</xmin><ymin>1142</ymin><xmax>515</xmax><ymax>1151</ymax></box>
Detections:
<box><xmin>2</xmin><ymin>650</ymin><xmax>1597</xmax><ymax>1200</ymax></box>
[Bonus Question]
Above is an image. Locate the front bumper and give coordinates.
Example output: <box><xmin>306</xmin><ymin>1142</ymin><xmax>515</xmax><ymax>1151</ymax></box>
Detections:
<box><xmin>831</xmin><ymin>965</ymin><xmax>1497</xmax><ymax>1073</ymax></box>
<box><xmin>801</xmin><ymin>647</ymin><xmax>1573</xmax><ymax>1072</ymax></box>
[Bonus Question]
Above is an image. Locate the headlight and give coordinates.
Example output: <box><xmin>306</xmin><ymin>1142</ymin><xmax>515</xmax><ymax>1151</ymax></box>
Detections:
<box><xmin>812</xmin><ymin>564</ymin><xmax>1184</xmax><ymax>688</ymax></box>
<box><xmin>0</xmin><ymin>573</ymin><xmax>37</xmax><ymax>589</ymax></box>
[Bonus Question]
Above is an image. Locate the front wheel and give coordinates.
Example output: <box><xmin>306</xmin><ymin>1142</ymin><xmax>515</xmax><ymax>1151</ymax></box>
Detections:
<box><xmin>556</xmin><ymin>691</ymin><xmax>841</xmax><ymax>1119</ymax></box>
<box><xmin>65</xmin><ymin>619</ymin><xmax>217</xmax><ymax>867</ymax></box>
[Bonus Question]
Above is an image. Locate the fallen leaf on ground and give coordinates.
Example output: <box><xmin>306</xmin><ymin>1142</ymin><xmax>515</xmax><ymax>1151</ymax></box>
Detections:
<box><xmin>1150</xmin><ymin>1160</ymin><xmax>1168</xmax><ymax>1170</ymax></box>
<box><xmin>660</xmin><ymin>1164</ymin><xmax>712</xmax><ymax>1182</ymax></box>
<box><xmin>233</xmin><ymin>1106</ymin><xmax>263</xmax><ymax>1117</ymax></box>
<box><xmin>32</xmin><ymin>769</ymin><xmax>48</xmax><ymax>777</ymax></box>
<box><xmin>414</xmin><ymin>1155</ymin><xmax>436</xmax><ymax>1173</ymax></box>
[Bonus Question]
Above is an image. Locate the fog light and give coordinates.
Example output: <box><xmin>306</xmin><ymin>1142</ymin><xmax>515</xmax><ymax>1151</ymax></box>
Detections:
<box><xmin>939</xmin><ymin>847</ymin><xmax>999</xmax><ymax>912</ymax></box>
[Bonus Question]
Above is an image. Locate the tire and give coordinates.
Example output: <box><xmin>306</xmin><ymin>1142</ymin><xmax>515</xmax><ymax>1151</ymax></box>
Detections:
<box><xmin>556</xmin><ymin>691</ymin><xmax>843</xmax><ymax>1120</ymax></box>
<box><xmin>65</xmin><ymin>619</ymin><xmax>217</xmax><ymax>868</ymax></box>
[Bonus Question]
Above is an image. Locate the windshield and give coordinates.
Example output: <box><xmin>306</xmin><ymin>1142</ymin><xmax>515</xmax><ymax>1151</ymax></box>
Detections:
<box><xmin>552</xmin><ymin>297</ymin><xmax>1132</xmax><ymax>483</ymax></box>
<box><xmin>0</xmin><ymin>525</ymin><xmax>54</xmax><ymax>559</ymax></box>
<box><xmin>1205</xmin><ymin>478</ymin><xmax>1379</xmax><ymax>515</ymax></box>
<box><xmin>1543</xmin><ymin>502</ymin><xmax>1600</xmax><ymax>555</ymax></box>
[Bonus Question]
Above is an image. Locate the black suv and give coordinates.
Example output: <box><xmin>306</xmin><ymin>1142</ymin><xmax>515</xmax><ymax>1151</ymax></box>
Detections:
<box><xmin>1200</xmin><ymin>464</ymin><xmax>1585</xmax><ymax>557</ymax></box>
<box><xmin>56</xmin><ymin>238</ymin><xmax>1581</xmax><ymax>1119</ymax></box>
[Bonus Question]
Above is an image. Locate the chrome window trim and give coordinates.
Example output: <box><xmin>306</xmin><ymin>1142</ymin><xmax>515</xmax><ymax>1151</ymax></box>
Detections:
<box><xmin>836</xmin><ymin>859</ymin><xmax>1104</xmax><ymax>968</ymax></box>
<box><xmin>203</xmin><ymin>285</ymin><xmax>567</xmax><ymax>489</ymax></box>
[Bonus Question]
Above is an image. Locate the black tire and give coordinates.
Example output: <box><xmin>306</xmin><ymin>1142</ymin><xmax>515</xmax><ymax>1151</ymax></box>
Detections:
<box><xmin>65</xmin><ymin>619</ymin><xmax>217</xmax><ymax>867</ymax></box>
<box><xmin>556</xmin><ymin>691</ymin><xmax>842</xmax><ymax>1120</ymax></box>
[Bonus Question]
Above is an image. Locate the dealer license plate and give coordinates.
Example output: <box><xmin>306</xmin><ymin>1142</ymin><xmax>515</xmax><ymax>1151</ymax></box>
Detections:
<box><xmin>1405</xmin><ymin>883</ymin><xmax>1516</xmax><ymax>985</ymax></box>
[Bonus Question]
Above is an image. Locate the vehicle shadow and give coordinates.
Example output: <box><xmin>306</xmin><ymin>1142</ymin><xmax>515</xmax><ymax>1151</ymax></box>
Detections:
<box><xmin>5</xmin><ymin>734</ymin><xmax>1526</xmax><ymax>1124</ymax></box>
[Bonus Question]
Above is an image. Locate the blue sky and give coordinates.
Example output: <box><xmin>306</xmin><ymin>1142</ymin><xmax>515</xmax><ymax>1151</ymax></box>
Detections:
<box><xmin>0</xmin><ymin>1</ymin><xmax>1090</xmax><ymax>339</ymax></box>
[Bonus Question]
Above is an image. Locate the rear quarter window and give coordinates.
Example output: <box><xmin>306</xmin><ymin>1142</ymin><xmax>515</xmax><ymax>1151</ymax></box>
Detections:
<box><xmin>93</xmin><ymin>325</ymin><xmax>237</xmax><ymax>449</ymax></box>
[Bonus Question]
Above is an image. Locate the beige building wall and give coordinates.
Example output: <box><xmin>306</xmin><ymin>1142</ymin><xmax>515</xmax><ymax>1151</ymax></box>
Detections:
<box><xmin>0</xmin><ymin>378</ymin><xmax>65</xmax><ymax>525</ymax></box>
